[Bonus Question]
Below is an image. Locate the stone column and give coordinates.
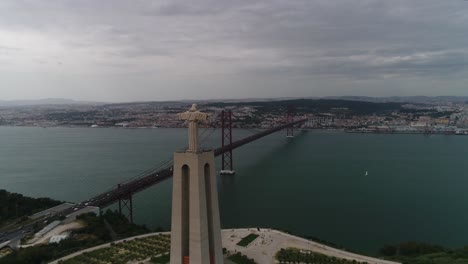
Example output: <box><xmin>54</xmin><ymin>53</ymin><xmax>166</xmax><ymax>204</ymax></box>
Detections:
<box><xmin>188</xmin><ymin>121</ymin><xmax>198</xmax><ymax>152</ymax></box>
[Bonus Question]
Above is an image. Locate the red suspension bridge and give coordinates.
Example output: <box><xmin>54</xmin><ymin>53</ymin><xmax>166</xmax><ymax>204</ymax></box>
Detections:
<box><xmin>78</xmin><ymin>109</ymin><xmax>307</xmax><ymax>223</ymax></box>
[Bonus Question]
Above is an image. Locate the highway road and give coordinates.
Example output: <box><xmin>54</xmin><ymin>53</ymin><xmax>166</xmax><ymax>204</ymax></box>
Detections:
<box><xmin>0</xmin><ymin>203</ymin><xmax>86</xmax><ymax>250</ymax></box>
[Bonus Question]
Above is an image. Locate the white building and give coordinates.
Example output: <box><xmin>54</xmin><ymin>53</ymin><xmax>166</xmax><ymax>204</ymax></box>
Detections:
<box><xmin>49</xmin><ymin>234</ymin><xmax>69</xmax><ymax>244</ymax></box>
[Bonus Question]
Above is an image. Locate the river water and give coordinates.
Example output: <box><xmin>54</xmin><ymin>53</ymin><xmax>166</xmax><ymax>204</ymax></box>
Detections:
<box><xmin>1</xmin><ymin>126</ymin><xmax>467</xmax><ymax>254</ymax></box>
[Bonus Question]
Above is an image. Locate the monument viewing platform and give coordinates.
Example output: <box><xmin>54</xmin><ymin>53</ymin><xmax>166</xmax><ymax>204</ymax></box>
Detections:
<box><xmin>50</xmin><ymin>228</ymin><xmax>400</xmax><ymax>264</ymax></box>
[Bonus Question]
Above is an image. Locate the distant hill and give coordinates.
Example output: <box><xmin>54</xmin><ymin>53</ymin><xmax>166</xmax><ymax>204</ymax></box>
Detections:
<box><xmin>324</xmin><ymin>96</ymin><xmax>468</xmax><ymax>103</ymax></box>
<box><xmin>2</xmin><ymin>96</ymin><xmax>466</xmax><ymax>107</ymax></box>
<box><xmin>206</xmin><ymin>98</ymin><xmax>403</xmax><ymax>115</ymax></box>
<box><xmin>0</xmin><ymin>98</ymin><xmax>105</xmax><ymax>106</ymax></box>
<box><xmin>186</xmin><ymin>96</ymin><xmax>468</xmax><ymax>104</ymax></box>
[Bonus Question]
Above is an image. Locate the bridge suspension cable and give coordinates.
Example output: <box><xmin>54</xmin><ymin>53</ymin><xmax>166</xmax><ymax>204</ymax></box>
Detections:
<box><xmin>85</xmin><ymin>116</ymin><xmax>307</xmax><ymax>211</ymax></box>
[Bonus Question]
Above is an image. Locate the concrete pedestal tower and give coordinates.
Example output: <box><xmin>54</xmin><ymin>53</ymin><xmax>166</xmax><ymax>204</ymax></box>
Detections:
<box><xmin>170</xmin><ymin>104</ymin><xmax>224</xmax><ymax>264</ymax></box>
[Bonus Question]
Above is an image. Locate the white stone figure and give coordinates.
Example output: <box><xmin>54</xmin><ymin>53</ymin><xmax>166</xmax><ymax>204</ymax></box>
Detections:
<box><xmin>179</xmin><ymin>104</ymin><xmax>208</xmax><ymax>152</ymax></box>
<box><xmin>171</xmin><ymin>104</ymin><xmax>223</xmax><ymax>264</ymax></box>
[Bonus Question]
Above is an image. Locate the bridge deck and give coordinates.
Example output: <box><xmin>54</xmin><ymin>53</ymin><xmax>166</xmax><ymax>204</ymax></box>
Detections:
<box><xmin>86</xmin><ymin>119</ymin><xmax>307</xmax><ymax>208</ymax></box>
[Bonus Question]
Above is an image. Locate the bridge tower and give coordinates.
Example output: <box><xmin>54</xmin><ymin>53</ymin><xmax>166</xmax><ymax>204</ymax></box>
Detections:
<box><xmin>220</xmin><ymin>110</ymin><xmax>235</xmax><ymax>175</ymax></box>
<box><xmin>170</xmin><ymin>104</ymin><xmax>223</xmax><ymax>264</ymax></box>
<box><xmin>286</xmin><ymin>106</ymin><xmax>295</xmax><ymax>138</ymax></box>
<box><xmin>117</xmin><ymin>184</ymin><xmax>134</xmax><ymax>224</ymax></box>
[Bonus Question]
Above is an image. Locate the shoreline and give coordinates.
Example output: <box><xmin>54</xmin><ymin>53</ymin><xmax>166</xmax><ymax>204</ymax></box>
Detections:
<box><xmin>1</xmin><ymin>125</ymin><xmax>467</xmax><ymax>136</ymax></box>
<box><xmin>344</xmin><ymin>130</ymin><xmax>468</xmax><ymax>135</ymax></box>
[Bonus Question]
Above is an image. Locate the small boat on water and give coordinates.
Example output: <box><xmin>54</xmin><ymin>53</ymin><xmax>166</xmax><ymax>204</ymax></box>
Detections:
<box><xmin>365</xmin><ymin>171</ymin><xmax>368</xmax><ymax>176</ymax></box>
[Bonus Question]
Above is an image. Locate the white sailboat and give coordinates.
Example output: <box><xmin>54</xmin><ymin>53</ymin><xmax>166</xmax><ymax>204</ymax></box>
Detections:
<box><xmin>365</xmin><ymin>171</ymin><xmax>368</xmax><ymax>176</ymax></box>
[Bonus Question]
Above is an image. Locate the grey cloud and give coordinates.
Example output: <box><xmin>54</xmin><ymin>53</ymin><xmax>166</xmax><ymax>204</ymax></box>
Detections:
<box><xmin>142</xmin><ymin>0</ymin><xmax>255</xmax><ymax>16</ymax></box>
<box><xmin>0</xmin><ymin>45</ymin><xmax>21</xmax><ymax>52</ymax></box>
<box><xmin>0</xmin><ymin>45</ymin><xmax>20</xmax><ymax>49</ymax></box>
<box><xmin>147</xmin><ymin>2</ymin><xmax>223</xmax><ymax>16</ymax></box>
<box><xmin>245</xmin><ymin>49</ymin><xmax>468</xmax><ymax>80</ymax></box>
<box><xmin>0</xmin><ymin>0</ymin><xmax>467</xmax><ymax>101</ymax></box>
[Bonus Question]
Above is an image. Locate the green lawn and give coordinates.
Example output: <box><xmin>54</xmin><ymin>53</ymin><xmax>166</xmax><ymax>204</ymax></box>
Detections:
<box><xmin>236</xmin><ymin>233</ymin><xmax>259</xmax><ymax>247</ymax></box>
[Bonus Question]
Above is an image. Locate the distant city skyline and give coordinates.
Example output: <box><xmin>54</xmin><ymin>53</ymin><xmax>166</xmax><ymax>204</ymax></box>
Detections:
<box><xmin>0</xmin><ymin>0</ymin><xmax>467</xmax><ymax>102</ymax></box>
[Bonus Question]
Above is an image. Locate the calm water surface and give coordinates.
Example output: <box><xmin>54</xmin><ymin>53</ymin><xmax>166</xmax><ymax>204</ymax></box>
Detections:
<box><xmin>1</xmin><ymin>126</ymin><xmax>467</xmax><ymax>254</ymax></box>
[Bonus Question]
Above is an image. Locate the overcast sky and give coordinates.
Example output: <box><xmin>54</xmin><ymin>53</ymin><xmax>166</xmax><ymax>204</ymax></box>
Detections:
<box><xmin>0</xmin><ymin>0</ymin><xmax>467</xmax><ymax>102</ymax></box>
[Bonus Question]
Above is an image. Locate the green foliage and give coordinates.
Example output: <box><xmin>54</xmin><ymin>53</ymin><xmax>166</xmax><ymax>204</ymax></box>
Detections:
<box><xmin>428</xmin><ymin>111</ymin><xmax>454</xmax><ymax>118</ymax></box>
<box><xmin>380</xmin><ymin>242</ymin><xmax>445</xmax><ymax>257</ymax></box>
<box><xmin>228</xmin><ymin>252</ymin><xmax>257</xmax><ymax>264</ymax></box>
<box><xmin>76</xmin><ymin>209</ymin><xmax>149</xmax><ymax>242</ymax></box>
<box><xmin>207</xmin><ymin>99</ymin><xmax>403</xmax><ymax>116</ymax></box>
<box><xmin>151</xmin><ymin>253</ymin><xmax>170</xmax><ymax>263</ymax></box>
<box><xmin>276</xmin><ymin>248</ymin><xmax>368</xmax><ymax>264</ymax></box>
<box><xmin>379</xmin><ymin>242</ymin><xmax>468</xmax><ymax>264</ymax></box>
<box><xmin>60</xmin><ymin>234</ymin><xmax>170</xmax><ymax>264</ymax></box>
<box><xmin>236</xmin><ymin>233</ymin><xmax>259</xmax><ymax>247</ymax></box>
<box><xmin>0</xmin><ymin>210</ymin><xmax>151</xmax><ymax>264</ymax></box>
<box><xmin>387</xmin><ymin>254</ymin><xmax>468</xmax><ymax>264</ymax></box>
<box><xmin>75</xmin><ymin>212</ymin><xmax>111</xmax><ymax>242</ymax></box>
<box><xmin>0</xmin><ymin>189</ymin><xmax>62</xmax><ymax>227</ymax></box>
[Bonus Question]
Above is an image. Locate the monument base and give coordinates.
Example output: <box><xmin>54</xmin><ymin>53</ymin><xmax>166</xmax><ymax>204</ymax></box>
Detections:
<box><xmin>170</xmin><ymin>150</ymin><xmax>224</xmax><ymax>264</ymax></box>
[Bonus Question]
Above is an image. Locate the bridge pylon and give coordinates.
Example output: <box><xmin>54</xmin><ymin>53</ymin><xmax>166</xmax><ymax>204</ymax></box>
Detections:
<box><xmin>220</xmin><ymin>110</ymin><xmax>235</xmax><ymax>175</ymax></box>
<box><xmin>117</xmin><ymin>184</ymin><xmax>134</xmax><ymax>224</ymax></box>
<box><xmin>286</xmin><ymin>106</ymin><xmax>295</xmax><ymax>138</ymax></box>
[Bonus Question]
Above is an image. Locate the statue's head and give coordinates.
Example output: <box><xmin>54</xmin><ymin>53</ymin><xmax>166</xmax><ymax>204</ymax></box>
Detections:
<box><xmin>189</xmin><ymin>104</ymin><xmax>198</xmax><ymax>112</ymax></box>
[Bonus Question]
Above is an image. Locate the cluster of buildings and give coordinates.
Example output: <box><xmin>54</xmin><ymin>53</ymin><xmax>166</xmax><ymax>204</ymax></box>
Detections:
<box><xmin>0</xmin><ymin>102</ymin><xmax>185</xmax><ymax>128</ymax></box>
<box><xmin>0</xmin><ymin>102</ymin><xmax>260</xmax><ymax>129</ymax></box>
<box><xmin>303</xmin><ymin>105</ymin><xmax>468</xmax><ymax>135</ymax></box>
<box><xmin>2</xmin><ymin>100</ymin><xmax>468</xmax><ymax>135</ymax></box>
